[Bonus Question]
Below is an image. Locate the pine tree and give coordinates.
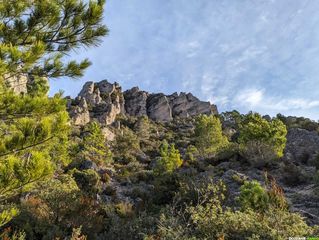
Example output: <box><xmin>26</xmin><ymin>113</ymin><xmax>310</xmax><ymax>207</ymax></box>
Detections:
<box><xmin>194</xmin><ymin>115</ymin><xmax>229</xmax><ymax>157</ymax></box>
<box><xmin>79</xmin><ymin>122</ymin><xmax>112</xmax><ymax>166</ymax></box>
<box><xmin>0</xmin><ymin>0</ymin><xmax>107</xmax><ymax>226</ymax></box>
<box><xmin>154</xmin><ymin>140</ymin><xmax>183</xmax><ymax>174</ymax></box>
<box><xmin>238</xmin><ymin>112</ymin><xmax>287</xmax><ymax>157</ymax></box>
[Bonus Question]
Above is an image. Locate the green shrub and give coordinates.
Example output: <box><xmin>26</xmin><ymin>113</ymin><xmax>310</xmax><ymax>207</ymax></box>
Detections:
<box><xmin>238</xmin><ymin>180</ymin><xmax>269</xmax><ymax>212</ymax></box>
<box><xmin>153</xmin><ymin>140</ymin><xmax>183</xmax><ymax>175</ymax></box>
<box><xmin>238</xmin><ymin>113</ymin><xmax>287</xmax><ymax>158</ymax></box>
<box><xmin>115</xmin><ymin>203</ymin><xmax>134</xmax><ymax>218</ymax></box>
<box><xmin>194</xmin><ymin>115</ymin><xmax>229</xmax><ymax>157</ymax></box>
<box><xmin>185</xmin><ymin>145</ymin><xmax>199</xmax><ymax>164</ymax></box>
<box><xmin>153</xmin><ymin>173</ymin><xmax>180</xmax><ymax>205</ymax></box>
<box><xmin>155</xmin><ymin>180</ymin><xmax>316</xmax><ymax>240</ymax></box>
<box><xmin>240</xmin><ymin>141</ymin><xmax>278</xmax><ymax>168</ymax></box>
<box><xmin>113</xmin><ymin>127</ymin><xmax>140</xmax><ymax>164</ymax></box>
<box><xmin>72</xmin><ymin>169</ymin><xmax>101</xmax><ymax>195</ymax></box>
<box><xmin>79</xmin><ymin>122</ymin><xmax>112</xmax><ymax>166</ymax></box>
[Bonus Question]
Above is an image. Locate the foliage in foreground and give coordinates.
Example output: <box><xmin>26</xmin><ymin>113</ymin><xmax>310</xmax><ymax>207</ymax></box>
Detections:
<box><xmin>0</xmin><ymin>0</ymin><xmax>107</xmax><ymax>228</ymax></box>
<box><xmin>155</xmin><ymin>180</ymin><xmax>315</xmax><ymax>240</ymax></box>
<box><xmin>0</xmin><ymin>1</ymin><xmax>317</xmax><ymax>239</ymax></box>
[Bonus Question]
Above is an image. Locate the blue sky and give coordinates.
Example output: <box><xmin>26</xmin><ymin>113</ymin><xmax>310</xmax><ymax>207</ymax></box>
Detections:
<box><xmin>50</xmin><ymin>0</ymin><xmax>319</xmax><ymax>120</ymax></box>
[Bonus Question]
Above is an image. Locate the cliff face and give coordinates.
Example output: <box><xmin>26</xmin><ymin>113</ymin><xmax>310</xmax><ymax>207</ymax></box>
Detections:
<box><xmin>68</xmin><ymin>80</ymin><xmax>218</xmax><ymax>126</ymax></box>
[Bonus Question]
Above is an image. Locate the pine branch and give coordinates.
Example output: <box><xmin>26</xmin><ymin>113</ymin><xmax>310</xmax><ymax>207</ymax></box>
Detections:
<box><xmin>0</xmin><ymin>136</ymin><xmax>55</xmax><ymax>158</ymax></box>
<box><xmin>0</xmin><ymin>174</ymin><xmax>51</xmax><ymax>203</ymax></box>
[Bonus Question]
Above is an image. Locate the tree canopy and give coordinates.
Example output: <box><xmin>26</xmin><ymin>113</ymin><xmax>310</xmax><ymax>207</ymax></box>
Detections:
<box><xmin>0</xmin><ymin>0</ymin><xmax>107</xmax><ymax>227</ymax></box>
<box><xmin>194</xmin><ymin>114</ymin><xmax>229</xmax><ymax>156</ymax></box>
<box><xmin>238</xmin><ymin>112</ymin><xmax>287</xmax><ymax>157</ymax></box>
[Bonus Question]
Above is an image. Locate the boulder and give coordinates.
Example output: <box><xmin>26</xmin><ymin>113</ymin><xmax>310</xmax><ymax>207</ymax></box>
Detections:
<box><xmin>284</xmin><ymin>128</ymin><xmax>319</xmax><ymax>165</ymax></box>
<box><xmin>69</xmin><ymin>97</ymin><xmax>90</xmax><ymax>126</ymax></box>
<box><xmin>147</xmin><ymin>93</ymin><xmax>173</xmax><ymax>122</ymax></box>
<box><xmin>78</xmin><ymin>159</ymin><xmax>98</xmax><ymax>171</ymax></box>
<box><xmin>168</xmin><ymin>92</ymin><xmax>217</xmax><ymax>118</ymax></box>
<box><xmin>123</xmin><ymin>87</ymin><xmax>148</xmax><ymax>116</ymax></box>
<box><xmin>101</xmin><ymin>127</ymin><xmax>115</xmax><ymax>141</ymax></box>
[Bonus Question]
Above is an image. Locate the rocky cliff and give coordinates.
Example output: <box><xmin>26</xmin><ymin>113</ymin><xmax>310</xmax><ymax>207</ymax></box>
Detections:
<box><xmin>68</xmin><ymin>80</ymin><xmax>218</xmax><ymax>126</ymax></box>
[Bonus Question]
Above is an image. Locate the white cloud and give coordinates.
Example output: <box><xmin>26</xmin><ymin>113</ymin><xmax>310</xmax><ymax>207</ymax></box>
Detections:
<box><xmin>209</xmin><ymin>95</ymin><xmax>229</xmax><ymax>106</ymax></box>
<box><xmin>49</xmin><ymin>0</ymin><xmax>319</xmax><ymax>120</ymax></box>
<box><xmin>235</xmin><ymin>88</ymin><xmax>319</xmax><ymax>112</ymax></box>
<box><xmin>236</xmin><ymin>89</ymin><xmax>264</xmax><ymax>107</ymax></box>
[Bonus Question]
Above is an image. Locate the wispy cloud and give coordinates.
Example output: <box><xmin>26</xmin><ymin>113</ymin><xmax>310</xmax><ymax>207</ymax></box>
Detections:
<box><xmin>49</xmin><ymin>0</ymin><xmax>319</xmax><ymax>120</ymax></box>
<box><xmin>233</xmin><ymin>88</ymin><xmax>319</xmax><ymax>117</ymax></box>
<box><xmin>235</xmin><ymin>89</ymin><xmax>264</xmax><ymax>107</ymax></box>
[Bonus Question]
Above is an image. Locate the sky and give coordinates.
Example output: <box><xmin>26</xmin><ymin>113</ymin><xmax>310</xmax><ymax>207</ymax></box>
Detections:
<box><xmin>49</xmin><ymin>0</ymin><xmax>319</xmax><ymax>120</ymax></box>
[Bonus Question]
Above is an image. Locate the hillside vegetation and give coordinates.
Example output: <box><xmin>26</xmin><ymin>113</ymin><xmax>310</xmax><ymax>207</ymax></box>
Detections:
<box><xmin>1</xmin><ymin>1</ymin><xmax>319</xmax><ymax>239</ymax></box>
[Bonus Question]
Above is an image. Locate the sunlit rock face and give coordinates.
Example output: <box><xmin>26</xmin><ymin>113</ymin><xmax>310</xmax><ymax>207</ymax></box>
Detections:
<box><xmin>5</xmin><ymin>73</ymin><xmax>29</xmax><ymax>94</ymax></box>
<box><xmin>4</xmin><ymin>71</ymin><xmax>49</xmax><ymax>95</ymax></box>
<box><xmin>69</xmin><ymin>80</ymin><xmax>125</xmax><ymax>126</ymax></box>
<box><xmin>69</xmin><ymin>80</ymin><xmax>218</xmax><ymax>126</ymax></box>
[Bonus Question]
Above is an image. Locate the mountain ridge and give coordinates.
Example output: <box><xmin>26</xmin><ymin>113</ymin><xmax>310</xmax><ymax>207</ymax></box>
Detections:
<box><xmin>67</xmin><ymin>79</ymin><xmax>218</xmax><ymax>126</ymax></box>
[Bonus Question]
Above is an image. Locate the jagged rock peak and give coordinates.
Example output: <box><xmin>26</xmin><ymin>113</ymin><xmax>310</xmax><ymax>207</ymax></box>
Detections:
<box><xmin>68</xmin><ymin>80</ymin><xmax>218</xmax><ymax>126</ymax></box>
<box><xmin>69</xmin><ymin>80</ymin><xmax>125</xmax><ymax>126</ymax></box>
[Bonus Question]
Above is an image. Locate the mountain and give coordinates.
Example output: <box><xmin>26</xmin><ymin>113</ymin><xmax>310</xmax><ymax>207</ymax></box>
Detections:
<box><xmin>5</xmin><ymin>76</ymin><xmax>319</xmax><ymax>237</ymax></box>
<box><xmin>67</xmin><ymin>80</ymin><xmax>218</xmax><ymax>126</ymax></box>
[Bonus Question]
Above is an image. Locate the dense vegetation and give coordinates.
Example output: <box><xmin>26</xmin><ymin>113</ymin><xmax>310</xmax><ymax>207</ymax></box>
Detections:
<box><xmin>1</xmin><ymin>1</ymin><xmax>319</xmax><ymax>239</ymax></box>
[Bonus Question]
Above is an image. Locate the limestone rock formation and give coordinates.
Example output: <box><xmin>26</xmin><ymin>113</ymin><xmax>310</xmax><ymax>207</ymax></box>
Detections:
<box><xmin>69</xmin><ymin>80</ymin><xmax>125</xmax><ymax>126</ymax></box>
<box><xmin>168</xmin><ymin>92</ymin><xmax>217</xmax><ymax>118</ymax></box>
<box><xmin>5</xmin><ymin>73</ymin><xmax>29</xmax><ymax>94</ymax></box>
<box><xmin>69</xmin><ymin>80</ymin><xmax>218</xmax><ymax>126</ymax></box>
<box><xmin>69</xmin><ymin>97</ymin><xmax>91</xmax><ymax>126</ymax></box>
<box><xmin>5</xmin><ymin>72</ymin><xmax>49</xmax><ymax>95</ymax></box>
<box><xmin>123</xmin><ymin>88</ymin><xmax>218</xmax><ymax>122</ymax></box>
<box><xmin>146</xmin><ymin>93</ymin><xmax>173</xmax><ymax>122</ymax></box>
<box><xmin>123</xmin><ymin>87</ymin><xmax>148</xmax><ymax>116</ymax></box>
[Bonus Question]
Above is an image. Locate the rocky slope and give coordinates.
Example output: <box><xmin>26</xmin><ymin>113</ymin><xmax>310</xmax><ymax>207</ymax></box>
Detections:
<box><xmin>9</xmin><ymin>76</ymin><xmax>319</xmax><ymax>226</ymax></box>
<box><xmin>67</xmin><ymin>80</ymin><xmax>218</xmax><ymax>126</ymax></box>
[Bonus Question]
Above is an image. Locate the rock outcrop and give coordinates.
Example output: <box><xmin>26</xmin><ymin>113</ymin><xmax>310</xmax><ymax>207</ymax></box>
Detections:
<box><xmin>284</xmin><ymin>128</ymin><xmax>319</xmax><ymax>165</ymax></box>
<box><xmin>123</xmin><ymin>87</ymin><xmax>148</xmax><ymax>116</ymax></box>
<box><xmin>168</xmin><ymin>92</ymin><xmax>217</xmax><ymax>118</ymax></box>
<box><xmin>5</xmin><ymin>73</ymin><xmax>29</xmax><ymax>94</ymax></box>
<box><xmin>69</xmin><ymin>80</ymin><xmax>218</xmax><ymax>126</ymax></box>
<box><xmin>146</xmin><ymin>93</ymin><xmax>173</xmax><ymax>122</ymax></box>
<box><xmin>5</xmin><ymin>72</ymin><xmax>49</xmax><ymax>95</ymax></box>
<box><xmin>69</xmin><ymin>80</ymin><xmax>125</xmax><ymax>126</ymax></box>
<box><xmin>69</xmin><ymin>97</ymin><xmax>91</xmax><ymax>126</ymax></box>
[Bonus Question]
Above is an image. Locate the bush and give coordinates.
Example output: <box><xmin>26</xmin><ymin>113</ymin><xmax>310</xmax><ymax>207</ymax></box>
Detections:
<box><xmin>115</xmin><ymin>203</ymin><xmax>134</xmax><ymax>218</ymax></box>
<box><xmin>241</xmin><ymin>141</ymin><xmax>278</xmax><ymax>168</ymax></box>
<box><xmin>184</xmin><ymin>145</ymin><xmax>199</xmax><ymax>165</ymax></box>
<box><xmin>194</xmin><ymin>115</ymin><xmax>229</xmax><ymax>157</ymax></box>
<box><xmin>12</xmin><ymin>175</ymin><xmax>106</xmax><ymax>239</ymax></box>
<box><xmin>238</xmin><ymin>113</ymin><xmax>287</xmax><ymax>158</ymax></box>
<box><xmin>72</xmin><ymin>169</ymin><xmax>101</xmax><ymax>195</ymax></box>
<box><xmin>238</xmin><ymin>180</ymin><xmax>269</xmax><ymax>212</ymax></box>
<box><xmin>153</xmin><ymin>140</ymin><xmax>183</xmax><ymax>175</ymax></box>
<box><xmin>78</xmin><ymin>122</ymin><xmax>112</xmax><ymax>166</ymax></box>
<box><xmin>282</xmin><ymin>163</ymin><xmax>309</xmax><ymax>186</ymax></box>
<box><xmin>113</xmin><ymin>127</ymin><xmax>140</xmax><ymax>164</ymax></box>
<box><xmin>153</xmin><ymin>173</ymin><xmax>180</xmax><ymax>205</ymax></box>
<box><xmin>154</xmin><ymin>180</ymin><xmax>315</xmax><ymax>240</ymax></box>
